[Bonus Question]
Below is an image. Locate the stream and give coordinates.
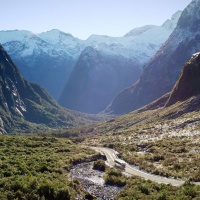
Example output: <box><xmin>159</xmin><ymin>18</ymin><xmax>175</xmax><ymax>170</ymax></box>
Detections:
<box><xmin>69</xmin><ymin>162</ymin><xmax>123</xmax><ymax>200</ymax></box>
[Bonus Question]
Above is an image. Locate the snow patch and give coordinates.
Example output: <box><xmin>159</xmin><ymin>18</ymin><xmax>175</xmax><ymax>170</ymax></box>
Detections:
<box><xmin>192</xmin><ymin>52</ymin><xmax>200</xmax><ymax>59</ymax></box>
<box><xmin>20</xmin><ymin>105</ymin><xmax>26</xmax><ymax>112</ymax></box>
<box><xmin>12</xmin><ymin>91</ymin><xmax>17</xmax><ymax>96</ymax></box>
<box><xmin>0</xmin><ymin>30</ymin><xmax>33</xmax><ymax>43</ymax></box>
<box><xmin>0</xmin><ymin>11</ymin><xmax>181</xmax><ymax>65</ymax></box>
<box><xmin>15</xmin><ymin>107</ymin><xmax>23</xmax><ymax>117</ymax></box>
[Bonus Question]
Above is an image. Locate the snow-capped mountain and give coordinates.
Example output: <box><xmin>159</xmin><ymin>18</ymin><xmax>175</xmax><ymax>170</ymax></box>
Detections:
<box><xmin>38</xmin><ymin>29</ymin><xmax>83</xmax><ymax>58</ymax></box>
<box><xmin>85</xmin><ymin>11</ymin><xmax>182</xmax><ymax>65</ymax></box>
<box><xmin>0</xmin><ymin>30</ymin><xmax>79</xmax><ymax>99</ymax></box>
<box><xmin>105</xmin><ymin>0</ymin><xmax>200</xmax><ymax>114</ymax></box>
<box><xmin>0</xmin><ymin>11</ymin><xmax>181</xmax><ymax>99</ymax></box>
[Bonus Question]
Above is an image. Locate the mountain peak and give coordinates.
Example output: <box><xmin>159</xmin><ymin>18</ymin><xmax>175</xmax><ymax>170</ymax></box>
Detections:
<box><xmin>105</xmin><ymin>0</ymin><xmax>200</xmax><ymax>115</ymax></box>
<box><xmin>124</xmin><ymin>25</ymin><xmax>157</xmax><ymax>37</ymax></box>
<box><xmin>166</xmin><ymin>52</ymin><xmax>200</xmax><ymax>106</ymax></box>
<box><xmin>44</xmin><ymin>29</ymin><xmax>73</xmax><ymax>37</ymax></box>
<box><xmin>125</xmin><ymin>10</ymin><xmax>182</xmax><ymax>37</ymax></box>
<box><xmin>38</xmin><ymin>29</ymin><xmax>77</xmax><ymax>45</ymax></box>
<box><xmin>177</xmin><ymin>0</ymin><xmax>200</xmax><ymax>30</ymax></box>
<box><xmin>162</xmin><ymin>10</ymin><xmax>182</xmax><ymax>30</ymax></box>
<box><xmin>80</xmin><ymin>46</ymin><xmax>99</xmax><ymax>56</ymax></box>
<box><xmin>0</xmin><ymin>30</ymin><xmax>33</xmax><ymax>43</ymax></box>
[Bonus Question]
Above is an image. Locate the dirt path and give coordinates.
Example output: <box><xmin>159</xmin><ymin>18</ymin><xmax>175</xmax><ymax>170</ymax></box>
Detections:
<box><xmin>91</xmin><ymin>147</ymin><xmax>200</xmax><ymax>186</ymax></box>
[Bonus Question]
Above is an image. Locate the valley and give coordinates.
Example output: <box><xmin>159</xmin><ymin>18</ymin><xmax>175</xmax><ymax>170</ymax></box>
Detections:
<box><xmin>1</xmin><ymin>0</ymin><xmax>200</xmax><ymax>199</ymax></box>
<box><xmin>82</xmin><ymin>97</ymin><xmax>200</xmax><ymax>182</ymax></box>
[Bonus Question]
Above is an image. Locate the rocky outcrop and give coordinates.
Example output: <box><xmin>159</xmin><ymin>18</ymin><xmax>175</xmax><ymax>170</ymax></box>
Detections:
<box><xmin>105</xmin><ymin>0</ymin><xmax>200</xmax><ymax>114</ymax></box>
<box><xmin>166</xmin><ymin>52</ymin><xmax>200</xmax><ymax>106</ymax></box>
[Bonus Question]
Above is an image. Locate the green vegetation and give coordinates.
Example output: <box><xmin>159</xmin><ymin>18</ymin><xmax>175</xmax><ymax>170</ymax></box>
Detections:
<box><xmin>93</xmin><ymin>159</ymin><xmax>106</xmax><ymax>171</ymax></box>
<box><xmin>79</xmin><ymin>98</ymin><xmax>200</xmax><ymax>181</ymax></box>
<box><xmin>116</xmin><ymin>178</ymin><xmax>200</xmax><ymax>200</ymax></box>
<box><xmin>1</xmin><ymin>81</ymin><xmax>200</xmax><ymax>199</ymax></box>
<box><xmin>102</xmin><ymin>166</ymin><xmax>200</xmax><ymax>199</ymax></box>
<box><xmin>102</xmin><ymin>137</ymin><xmax>200</xmax><ymax>181</ymax></box>
<box><xmin>104</xmin><ymin>168</ymin><xmax>127</xmax><ymax>187</ymax></box>
<box><xmin>0</xmin><ymin>135</ymin><xmax>96</xmax><ymax>199</ymax></box>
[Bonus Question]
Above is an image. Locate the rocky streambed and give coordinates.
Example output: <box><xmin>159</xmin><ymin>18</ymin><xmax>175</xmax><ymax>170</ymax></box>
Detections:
<box><xmin>69</xmin><ymin>162</ymin><xmax>122</xmax><ymax>200</ymax></box>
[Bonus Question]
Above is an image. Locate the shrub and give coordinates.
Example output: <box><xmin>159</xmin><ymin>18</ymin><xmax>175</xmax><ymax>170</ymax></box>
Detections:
<box><xmin>3</xmin><ymin>171</ymin><xmax>12</xmax><ymax>177</ymax></box>
<box><xmin>93</xmin><ymin>160</ymin><xmax>106</xmax><ymax>171</ymax></box>
<box><xmin>38</xmin><ymin>183</ymin><xmax>55</xmax><ymax>199</ymax></box>
<box><xmin>157</xmin><ymin>192</ymin><xmax>167</xmax><ymax>200</ymax></box>
<box><xmin>104</xmin><ymin>168</ymin><xmax>126</xmax><ymax>187</ymax></box>
<box><xmin>56</xmin><ymin>187</ymin><xmax>71</xmax><ymax>200</ymax></box>
<box><xmin>138</xmin><ymin>185</ymin><xmax>150</xmax><ymax>195</ymax></box>
<box><xmin>153</xmin><ymin>155</ymin><xmax>165</xmax><ymax>162</ymax></box>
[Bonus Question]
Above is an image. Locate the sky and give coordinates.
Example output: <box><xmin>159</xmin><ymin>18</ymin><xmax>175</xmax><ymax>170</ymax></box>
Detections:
<box><xmin>1</xmin><ymin>0</ymin><xmax>192</xmax><ymax>40</ymax></box>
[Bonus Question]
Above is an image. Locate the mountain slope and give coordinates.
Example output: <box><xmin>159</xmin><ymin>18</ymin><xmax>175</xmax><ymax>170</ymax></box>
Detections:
<box><xmin>0</xmin><ymin>30</ymin><xmax>81</xmax><ymax>99</ymax></box>
<box><xmin>0</xmin><ymin>45</ymin><xmax>91</xmax><ymax>134</ymax></box>
<box><xmin>83</xmin><ymin>51</ymin><xmax>200</xmax><ymax>133</ymax></box>
<box><xmin>166</xmin><ymin>52</ymin><xmax>200</xmax><ymax>106</ymax></box>
<box><xmin>105</xmin><ymin>0</ymin><xmax>200</xmax><ymax>114</ymax></box>
<box><xmin>77</xmin><ymin>53</ymin><xmax>200</xmax><ymax>184</ymax></box>
<box><xmin>0</xmin><ymin>11</ymin><xmax>181</xmax><ymax>100</ymax></box>
<box><xmin>59</xmin><ymin>47</ymin><xmax>141</xmax><ymax>114</ymax></box>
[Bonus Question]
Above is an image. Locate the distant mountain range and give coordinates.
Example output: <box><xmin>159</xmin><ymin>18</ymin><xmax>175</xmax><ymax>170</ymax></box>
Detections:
<box><xmin>105</xmin><ymin>0</ymin><xmax>200</xmax><ymax>114</ymax></box>
<box><xmin>0</xmin><ymin>11</ymin><xmax>181</xmax><ymax>100</ymax></box>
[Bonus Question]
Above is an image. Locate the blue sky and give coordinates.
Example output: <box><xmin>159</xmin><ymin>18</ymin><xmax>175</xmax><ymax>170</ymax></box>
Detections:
<box><xmin>1</xmin><ymin>0</ymin><xmax>192</xmax><ymax>39</ymax></box>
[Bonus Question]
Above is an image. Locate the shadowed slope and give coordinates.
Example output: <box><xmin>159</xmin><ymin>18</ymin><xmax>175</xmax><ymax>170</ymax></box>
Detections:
<box><xmin>105</xmin><ymin>0</ymin><xmax>200</xmax><ymax>114</ymax></box>
<box><xmin>0</xmin><ymin>45</ymin><xmax>92</xmax><ymax>133</ymax></box>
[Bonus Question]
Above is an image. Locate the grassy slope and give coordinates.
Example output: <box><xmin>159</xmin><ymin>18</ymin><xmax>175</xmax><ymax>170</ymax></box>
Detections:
<box><xmin>104</xmin><ymin>168</ymin><xmax>200</xmax><ymax>200</ymax></box>
<box><xmin>57</xmin><ymin>94</ymin><xmax>200</xmax><ymax>181</ymax></box>
<box><xmin>83</xmin><ymin>95</ymin><xmax>200</xmax><ymax>198</ymax></box>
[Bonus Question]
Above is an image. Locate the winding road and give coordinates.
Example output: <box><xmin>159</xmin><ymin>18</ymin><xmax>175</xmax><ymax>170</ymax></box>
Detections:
<box><xmin>91</xmin><ymin>147</ymin><xmax>200</xmax><ymax>187</ymax></box>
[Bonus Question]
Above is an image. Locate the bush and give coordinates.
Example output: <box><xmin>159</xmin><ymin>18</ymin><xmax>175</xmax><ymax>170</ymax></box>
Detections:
<box><xmin>138</xmin><ymin>185</ymin><xmax>150</xmax><ymax>195</ymax></box>
<box><xmin>157</xmin><ymin>192</ymin><xmax>167</xmax><ymax>200</ymax></box>
<box><xmin>56</xmin><ymin>187</ymin><xmax>71</xmax><ymax>200</ymax></box>
<box><xmin>104</xmin><ymin>168</ymin><xmax>126</xmax><ymax>187</ymax></box>
<box><xmin>38</xmin><ymin>183</ymin><xmax>55</xmax><ymax>199</ymax></box>
<box><xmin>93</xmin><ymin>160</ymin><xmax>106</xmax><ymax>171</ymax></box>
<box><xmin>3</xmin><ymin>171</ymin><xmax>12</xmax><ymax>177</ymax></box>
<box><xmin>153</xmin><ymin>155</ymin><xmax>165</xmax><ymax>162</ymax></box>
<box><xmin>107</xmin><ymin>168</ymin><xmax>122</xmax><ymax>176</ymax></box>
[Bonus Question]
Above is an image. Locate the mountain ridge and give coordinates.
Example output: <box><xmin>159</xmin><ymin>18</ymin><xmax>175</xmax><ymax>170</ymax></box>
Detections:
<box><xmin>0</xmin><ymin>10</ymin><xmax>181</xmax><ymax>99</ymax></box>
<box><xmin>0</xmin><ymin>45</ymin><xmax>95</xmax><ymax>134</ymax></box>
<box><xmin>105</xmin><ymin>0</ymin><xmax>200</xmax><ymax>114</ymax></box>
<box><xmin>166</xmin><ymin>52</ymin><xmax>200</xmax><ymax>107</ymax></box>
<box><xmin>59</xmin><ymin>46</ymin><xmax>141</xmax><ymax>114</ymax></box>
